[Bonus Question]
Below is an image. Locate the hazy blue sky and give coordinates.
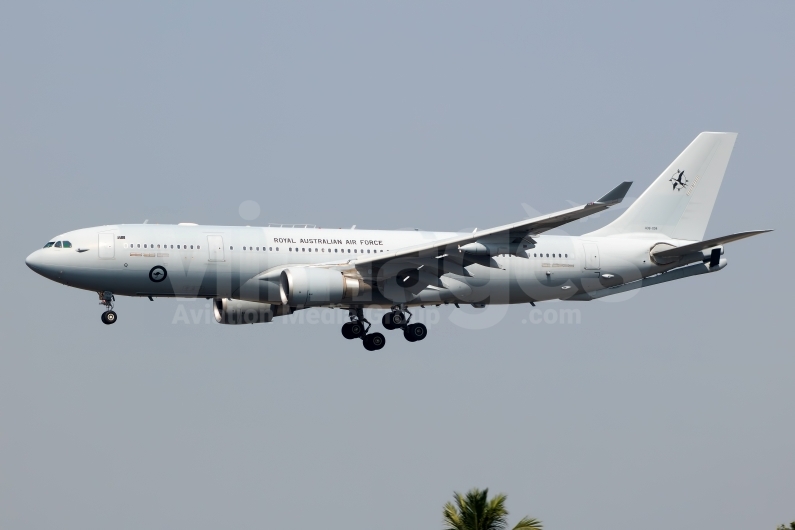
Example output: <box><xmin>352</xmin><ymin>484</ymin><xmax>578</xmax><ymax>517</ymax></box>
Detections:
<box><xmin>1</xmin><ymin>2</ymin><xmax>792</xmax><ymax>529</ymax></box>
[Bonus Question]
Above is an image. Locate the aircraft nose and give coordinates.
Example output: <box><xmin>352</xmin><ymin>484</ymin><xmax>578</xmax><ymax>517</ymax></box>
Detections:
<box><xmin>25</xmin><ymin>249</ymin><xmax>51</xmax><ymax>276</ymax></box>
<box><xmin>26</xmin><ymin>250</ymin><xmax>42</xmax><ymax>272</ymax></box>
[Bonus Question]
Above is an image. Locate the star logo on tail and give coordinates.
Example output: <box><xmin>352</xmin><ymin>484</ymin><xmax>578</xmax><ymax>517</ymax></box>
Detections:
<box><xmin>669</xmin><ymin>169</ymin><xmax>688</xmax><ymax>191</ymax></box>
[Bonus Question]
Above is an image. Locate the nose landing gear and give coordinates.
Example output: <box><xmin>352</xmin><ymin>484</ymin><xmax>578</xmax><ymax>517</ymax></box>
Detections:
<box><xmin>382</xmin><ymin>306</ymin><xmax>428</xmax><ymax>342</ymax></box>
<box><xmin>99</xmin><ymin>291</ymin><xmax>118</xmax><ymax>325</ymax></box>
<box><xmin>342</xmin><ymin>307</ymin><xmax>385</xmax><ymax>351</ymax></box>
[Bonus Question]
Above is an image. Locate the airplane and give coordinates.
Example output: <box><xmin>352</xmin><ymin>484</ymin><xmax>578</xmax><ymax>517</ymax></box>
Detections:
<box><xmin>26</xmin><ymin>132</ymin><xmax>771</xmax><ymax>350</ymax></box>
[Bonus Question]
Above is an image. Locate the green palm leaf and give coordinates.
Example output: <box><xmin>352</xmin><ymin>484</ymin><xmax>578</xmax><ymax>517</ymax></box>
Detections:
<box><xmin>442</xmin><ymin>488</ymin><xmax>541</xmax><ymax>530</ymax></box>
<box><xmin>512</xmin><ymin>516</ymin><xmax>543</xmax><ymax>530</ymax></box>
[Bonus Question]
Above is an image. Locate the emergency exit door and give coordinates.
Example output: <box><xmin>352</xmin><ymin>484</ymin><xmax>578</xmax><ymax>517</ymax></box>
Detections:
<box><xmin>98</xmin><ymin>232</ymin><xmax>115</xmax><ymax>259</ymax></box>
<box><xmin>207</xmin><ymin>235</ymin><xmax>225</xmax><ymax>262</ymax></box>
<box><xmin>583</xmin><ymin>242</ymin><xmax>600</xmax><ymax>270</ymax></box>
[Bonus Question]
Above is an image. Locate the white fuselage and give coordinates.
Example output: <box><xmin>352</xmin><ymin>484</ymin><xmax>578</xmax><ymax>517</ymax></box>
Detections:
<box><xmin>25</xmin><ymin>224</ymin><xmax>687</xmax><ymax>307</ymax></box>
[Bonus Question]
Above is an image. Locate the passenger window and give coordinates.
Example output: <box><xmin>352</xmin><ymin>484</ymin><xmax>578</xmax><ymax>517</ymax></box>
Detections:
<box><xmin>308</xmin><ymin>248</ymin><xmax>311</xmax><ymax>252</ymax></box>
<box><xmin>565</xmin><ymin>254</ymin><xmax>568</xmax><ymax>258</ymax></box>
<box><xmin>190</xmin><ymin>245</ymin><xmax>193</xmax><ymax>249</ymax></box>
<box><xmin>197</xmin><ymin>245</ymin><xmax>200</xmax><ymax>249</ymax></box>
<box><xmin>315</xmin><ymin>248</ymin><xmax>318</xmax><ymax>252</ymax></box>
<box><xmin>546</xmin><ymin>253</ymin><xmax>549</xmax><ymax>257</ymax></box>
<box><xmin>137</xmin><ymin>244</ymin><xmax>141</xmax><ymax>248</ymax></box>
<box><xmin>54</xmin><ymin>241</ymin><xmax>62</xmax><ymax>248</ymax></box>
<box><xmin>144</xmin><ymin>244</ymin><xmax>147</xmax><ymax>248</ymax></box>
<box><xmin>354</xmin><ymin>249</ymin><xmax>357</xmax><ymax>253</ymax></box>
<box><xmin>302</xmin><ymin>248</ymin><xmax>305</xmax><ymax>252</ymax></box>
<box><xmin>256</xmin><ymin>247</ymin><xmax>259</xmax><ymax>251</ymax></box>
<box><xmin>62</xmin><ymin>241</ymin><xmax>72</xmax><ymax>248</ymax></box>
<box><xmin>367</xmin><ymin>249</ymin><xmax>370</xmax><ymax>253</ymax></box>
<box><xmin>275</xmin><ymin>247</ymin><xmax>279</xmax><ymax>251</ymax></box>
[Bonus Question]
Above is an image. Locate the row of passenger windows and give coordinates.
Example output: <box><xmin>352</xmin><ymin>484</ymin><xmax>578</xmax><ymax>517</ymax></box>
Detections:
<box><xmin>122</xmin><ymin>242</ymin><xmax>387</xmax><ymax>254</ymax></box>
<box><xmin>125</xmin><ymin>243</ymin><xmax>200</xmax><ymax>250</ymax></box>
<box><xmin>533</xmin><ymin>253</ymin><xmax>568</xmax><ymax>258</ymax></box>
<box><xmin>236</xmin><ymin>246</ymin><xmax>385</xmax><ymax>254</ymax></box>
<box><xmin>43</xmin><ymin>241</ymin><xmax>72</xmax><ymax>248</ymax></box>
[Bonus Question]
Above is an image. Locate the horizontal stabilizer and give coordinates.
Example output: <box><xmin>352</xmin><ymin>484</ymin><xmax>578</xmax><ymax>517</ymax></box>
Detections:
<box><xmin>651</xmin><ymin>230</ymin><xmax>772</xmax><ymax>260</ymax></box>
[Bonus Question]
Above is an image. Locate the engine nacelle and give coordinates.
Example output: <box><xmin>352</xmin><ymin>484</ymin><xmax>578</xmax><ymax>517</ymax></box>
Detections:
<box><xmin>460</xmin><ymin>240</ymin><xmax>527</xmax><ymax>256</ymax></box>
<box><xmin>213</xmin><ymin>298</ymin><xmax>292</xmax><ymax>324</ymax></box>
<box><xmin>279</xmin><ymin>267</ymin><xmax>361</xmax><ymax>306</ymax></box>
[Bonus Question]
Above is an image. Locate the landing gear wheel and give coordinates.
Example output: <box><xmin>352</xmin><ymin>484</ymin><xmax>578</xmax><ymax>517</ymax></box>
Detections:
<box><xmin>382</xmin><ymin>312</ymin><xmax>396</xmax><ymax>330</ymax></box>
<box><xmin>349</xmin><ymin>321</ymin><xmax>365</xmax><ymax>338</ymax></box>
<box><xmin>101</xmin><ymin>310</ymin><xmax>117</xmax><ymax>325</ymax></box>
<box><xmin>363</xmin><ymin>333</ymin><xmax>386</xmax><ymax>351</ymax></box>
<box><xmin>389</xmin><ymin>311</ymin><xmax>406</xmax><ymax>327</ymax></box>
<box><xmin>342</xmin><ymin>321</ymin><xmax>366</xmax><ymax>339</ymax></box>
<box><xmin>403</xmin><ymin>323</ymin><xmax>427</xmax><ymax>342</ymax></box>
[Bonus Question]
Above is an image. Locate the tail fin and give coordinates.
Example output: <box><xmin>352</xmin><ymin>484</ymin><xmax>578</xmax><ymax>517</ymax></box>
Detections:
<box><xmin>587</xmin><ymin>132</ymin><xmax>737</xmax><ymax>240</ymax></box>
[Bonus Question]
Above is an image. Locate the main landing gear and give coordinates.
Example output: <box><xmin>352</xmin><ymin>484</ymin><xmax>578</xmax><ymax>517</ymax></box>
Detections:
<box><xmin>99</xmin><ymin>290</ymin><xmax>118</xmax><ymax>325</ymax></box>
<box><xmin>341</xmin><ymin>308</ymin><xmax>385</xmax><ymax>351</ymax></box>
<box><xmin>381</xmin><ymin>306</ymin><xmax>427</xmax><ymax>343</ymax></box>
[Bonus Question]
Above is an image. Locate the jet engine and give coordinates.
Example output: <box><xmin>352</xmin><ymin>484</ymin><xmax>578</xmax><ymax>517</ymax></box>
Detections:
<box><xmin>279</xmin><ymin>267</ymin><xmax>362</xmax><ymax>306</ymax></box>
<box><xmin>213</xmin><ymin>298</ymin><xmax>293</xmax><ymax>324</ymax></box>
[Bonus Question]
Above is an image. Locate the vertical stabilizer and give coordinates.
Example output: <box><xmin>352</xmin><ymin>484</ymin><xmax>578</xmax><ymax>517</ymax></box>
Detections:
<box><xmin>587</xmin><ymin>132</ymin><xmax>737</xmax><ymax>241</ymax></box>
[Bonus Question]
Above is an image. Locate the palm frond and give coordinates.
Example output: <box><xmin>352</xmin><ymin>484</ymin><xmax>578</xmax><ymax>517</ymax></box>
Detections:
<box><xmin>442</xmin><ymin>500</ymin><xmax>464</xmax><ymax>530</ymax></box>
<box><xmin>512</xmin><ymin>516</ymin><xmax>543</xmax><ymax>530</ymax></box>
<box><xmin>443</xmin><ymin>488</ymin><xmax>540</xmax><ymax>530</ymax></box>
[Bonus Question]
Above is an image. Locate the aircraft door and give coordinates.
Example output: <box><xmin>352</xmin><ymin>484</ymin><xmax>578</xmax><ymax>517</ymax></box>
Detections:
<box><xmin>583</xmin><ymin>242</ymin><xmax>600</xmax><ymax>270</ymax></box>
<box><xmin>207</xmin><ymin>235</ymin><xmax>225</xmax><ymax>262</ymax></box>
<box><xmin>98</xmin><ymin>232</ymin><xmax>115</xmax><ymax>259</ymax></box>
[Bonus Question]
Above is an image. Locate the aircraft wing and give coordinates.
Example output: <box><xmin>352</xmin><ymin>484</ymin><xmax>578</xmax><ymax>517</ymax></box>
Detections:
<box><xmin>346</xmin><ymin>181</ymin><xmax>632</xmax><ymax>282</ymax></box>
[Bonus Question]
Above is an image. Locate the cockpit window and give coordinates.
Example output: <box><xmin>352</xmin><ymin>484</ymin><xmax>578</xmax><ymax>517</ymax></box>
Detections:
<box><xmin>62</xmin><ymin>241</ymin><xmax>72</xmax><ymax>248</ymax></box>
<box><xmin>54</xmin><ymin>241</ymin><xmax>62</xmax><ymax>248</ymax></box>
<box><xmin>43</xmin><ymin>242</ymin><xmax>55</xmax><ymax>248</ymax></box>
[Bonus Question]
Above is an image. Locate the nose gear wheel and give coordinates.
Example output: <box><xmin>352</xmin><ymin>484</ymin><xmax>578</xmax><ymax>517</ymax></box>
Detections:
<box><xmin>98</xmin><ymin>291</ymin><xmax>118</xmax><ymax>325</ymax></box>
